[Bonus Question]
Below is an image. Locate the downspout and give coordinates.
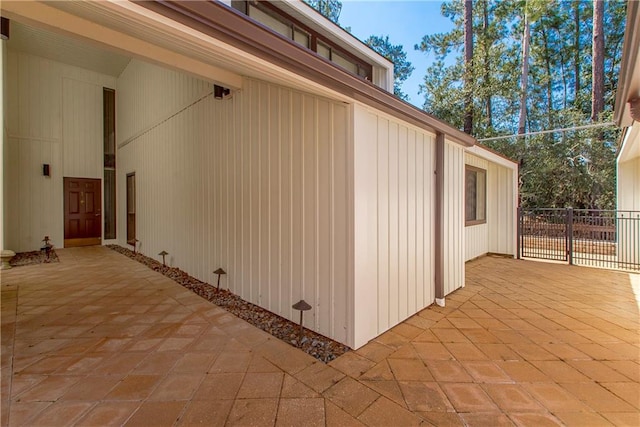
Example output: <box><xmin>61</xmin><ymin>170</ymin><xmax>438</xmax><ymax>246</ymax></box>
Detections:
<box><xmin>0</xmin><ymin>22</ymin><xmax>6</xmax><ymax>252</ymax></box>
<box><xmin>434</xmin><ymin>132</ymin><xmax>445</xmax><ymax>307</ymax></box>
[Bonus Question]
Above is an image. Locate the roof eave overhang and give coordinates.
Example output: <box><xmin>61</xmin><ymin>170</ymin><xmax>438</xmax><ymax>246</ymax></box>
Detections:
<box><xmin>137</xmin><ymin>0</ymin><xmax>475</xmax><ymax>147</ymax></box>
<box><xmin>466</xmin><ymin>143</ymin><xmax>518</xmax><ymax>170</ymax></box>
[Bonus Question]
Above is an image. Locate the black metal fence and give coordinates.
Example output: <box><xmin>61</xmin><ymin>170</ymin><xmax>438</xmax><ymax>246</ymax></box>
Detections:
<box><xmin>517</xmin><ymin>208</ymin><xmax>639</xmax><ymax>271</ymax></box>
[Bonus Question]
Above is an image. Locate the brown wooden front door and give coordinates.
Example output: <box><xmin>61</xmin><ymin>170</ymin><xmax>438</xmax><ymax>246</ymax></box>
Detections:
<box><xmin>64</xmin><ymin>177</ymin><xmax>102</xmax><ymax>247</ymax></box>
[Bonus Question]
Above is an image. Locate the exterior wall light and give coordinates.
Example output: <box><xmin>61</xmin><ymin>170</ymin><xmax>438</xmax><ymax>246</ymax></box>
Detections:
<box><xmin>214</xmin><ymin>84</ymin><xmax>230</xmax><ymax>99</ymax></box>
<box><xmin>1</xmin><ymin>18</ymin><xmax>9</xmax><ymax>40</ymax></box>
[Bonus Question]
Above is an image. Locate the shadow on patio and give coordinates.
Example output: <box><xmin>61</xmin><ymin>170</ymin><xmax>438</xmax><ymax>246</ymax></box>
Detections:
<box><xmin>1</xmin><ymin>248</ymin><xmax>638</xmax><ymax>426</ymax></box>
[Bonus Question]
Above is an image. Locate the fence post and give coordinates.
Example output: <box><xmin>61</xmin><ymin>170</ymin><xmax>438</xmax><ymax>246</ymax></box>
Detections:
<box><xmin>566</xmin><ymin>208</ymin><xmax>573</xmax><ymax>265</ymax></box>
<box><xmin>516</xmin><ymin>206</ymin><xmax>521</xmax><ymax>260</ymax></box>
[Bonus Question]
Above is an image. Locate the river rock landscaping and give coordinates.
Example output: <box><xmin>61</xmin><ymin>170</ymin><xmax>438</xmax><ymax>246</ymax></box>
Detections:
<box><xmin>9</xmin><ymin>250</ymin><xmax>59</xmax><ymax>267</ymax></box>
<box><xmin>107</xmin><ymin>245</ymin><xmax>349</xmax><ymax>362</ymax></box>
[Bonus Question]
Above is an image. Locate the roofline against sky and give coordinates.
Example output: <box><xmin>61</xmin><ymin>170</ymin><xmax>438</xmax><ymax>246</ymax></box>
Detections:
<box><xmin>140</xmin><ymin>0</ymin><xmax>475</xmax><ymax>147</ymax></box>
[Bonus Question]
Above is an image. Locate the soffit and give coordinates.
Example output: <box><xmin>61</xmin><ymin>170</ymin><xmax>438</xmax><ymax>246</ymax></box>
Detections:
<box><xmin>6</xmin><ymin>21</ymin><xmax>131</xmax><ymax>77</ymax></box>
<box><xmin>3</xmin><ymin>0</ymin><xmax>474</xmax><ymax>146</ymax></box>
<box><xmin>618</xmin><ymin>124</ymin><xmax>640</xmax><ymax>163</ymax></box>
<box><xmin>139</xmin><ymin>0</ymin><xmax>475</xmax><ymax>146</ymax></box>
<box><xmin>41</xmin><ymin>0</ymin><xmax>334</xmax><ymax>94</ymax></box>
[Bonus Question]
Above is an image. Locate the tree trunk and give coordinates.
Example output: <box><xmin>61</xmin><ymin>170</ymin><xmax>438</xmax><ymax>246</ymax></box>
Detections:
<box><xmin>591</xmin><ymin>0</ymin><xmax>604</xmax><ymax>122</ymax></box>
<box><xmin>483</xmin><ymin>0</ymin><xmax>492</xmax><ymax>129</ymax></box>
<box><xmin>464</xmin><ymin>0</ymin><xmax>474</xmax><ymax>134</ymax></box>
<box><xmin>574</xmin><ymin>1</ymin><xmax>580</xmax><ymax>102</ymax></box>
<box><xmin>518</xmin><ymin>13</ymin><xmax>530</xmax><ymax>135</ymax></box>
<box><xmin>541</xmin><ymin>25</ymin><xmax>553</xmax><ymax>125</ymax></box>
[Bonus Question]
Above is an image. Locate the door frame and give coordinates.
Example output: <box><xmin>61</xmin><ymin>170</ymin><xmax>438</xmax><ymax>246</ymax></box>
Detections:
<box><xmin>63</xmin><ymin>177</ymin><xmax>103</xmax><ymax>247</ymax></box>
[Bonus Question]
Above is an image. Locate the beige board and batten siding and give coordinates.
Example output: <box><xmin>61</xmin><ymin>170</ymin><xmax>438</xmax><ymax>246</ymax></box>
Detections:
<box><xmin>117</xmin><ymin>60</ymin><xmax>351</xmax><ymax>345</ymax></box>
<box><xmin>4</xmin><ymin>50</ymin><xmax>115</xmax><ymax>251</ymax></box>
<box><xmin>464</xmin><ymin>149</ymin><xmax>518</xmax><ymax>261</ymax></box>
<box><xmin>487</xmin><ymin>161</ymin><xmax>516</xmax><ymax>256</ymax></box>
<box><xmin>443</xmin><ymin>139</ymin><xmax>466</xmax><ymax>296</ymax></box>
<box><xmin>464</xmin><ymin>153</ymin><xmax>489</xmax><ymax>261</ymax></box>
<box><xmin>617</xmin><ymin>127</ymin><xmax>640</xmax><ymax>265</ymax></box>
<box><xmin>618</xmin><ymin>156</ymin><xmax>640</xmax><ymax>211</ymax></box>
<box><xmin>352</xmin><ymin>104</ymin><xmax>437</xmax><ymax>348</ymax></box>
<box><xmin>617</xmin><ymin>126</ymin><xmax>640</xmax><ymax>212</ymax></box>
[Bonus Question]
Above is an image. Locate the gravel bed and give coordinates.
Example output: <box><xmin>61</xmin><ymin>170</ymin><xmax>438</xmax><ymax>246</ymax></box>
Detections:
<box><xmin>107</xmin><ymin>245</ymin><xmax>350</xmax><ymax>362</ymax></box>
<box><xmin>9</xmin><ymin>250</ymin><xmax>59</xmax><ymax>267</ymax></box>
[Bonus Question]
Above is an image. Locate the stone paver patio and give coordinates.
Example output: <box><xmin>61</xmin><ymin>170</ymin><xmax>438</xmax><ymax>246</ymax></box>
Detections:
<box><xmin>1</xmin><ymin>246</ymin><xmax>638</xmax><ymax>426</ymax></box>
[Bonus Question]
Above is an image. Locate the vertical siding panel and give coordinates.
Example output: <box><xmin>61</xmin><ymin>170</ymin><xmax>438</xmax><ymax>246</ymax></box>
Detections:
<box><xmin>317</xmin><ymin>100</ymin><xmax>331</xmax><ymax>334</ymax></box>
<box><xmin>269</xmin><ymin>87</ymin><xmax>281</xmax><ymax>312</ymax></box>
<box><xmin>415</xmin><ymin>133</ymin><xmax>425</xmax><ymax>308</ymax></box>
<box><xmin>7</xmin><ymin>51</ymin><xmax>18</xmax><ymax>136</ymax></box>
<box><xmin>387</xmin><ymin>119</ymin><xmax>400</xmax><ymax>326</ymax></box>
<box><xmin>353</xmin><ymin>105</ymin><xmax>379</xmax><ymax>347</ymax></box>
<box><xmin>6</xmin><ymin>139</ymin><xmax>18</xmax><ymax>248</ymax></box>
<box><xmin>426</xmin><ymin>135</ymin><xmax>435</xmax><ymax>306</ymax></box>
<box><xmin>376</xmin><ymin>115</ymin><xmax>389</xmax><ymax>332</ymax></box>
<box><xmin>17</xmin><ymin>54</ymin><xmax>29</xmax><ymax>137</ymax></box>
<box><xmin>442</xmin><ymin>142</ymin><xmax>465</xmax><ymax>295</ymax></box>
<box><xmin>289</xmin><ymin>93</ymin><xmax>305</xmax><ymax>316</ymax></box>
<box><xmin>258</xmin><ymin>82</ymin><xmax>270</xmax><ymax>307</ymax></box>
<box><xmin>302</xmin><ymin>95</ymin><xmax>317</xmax><ymax>327</ymax></box>
<box><xmin>280</xmin><ymin>91</ymin><xmax>292</xmax><ymax>318</ymax></box>
<box><xmin>236</xmin><ymin>89</ymin><xmax>246</xmax><ymax>295</ymax></box>
<box><xmin>18</xmin><ymin>141</ymin><xmax>30</xmax><ymax>248</ymax></box>
<box><xmin>290</xmin><ymin>92</ymin><xmax>304</xmax><ymax>318</ymax></box>
<box><xmin>332</xmin><ymin>104</ymin><xmax>348</xmax><ymax>344</ymax></box>
<box><xmin>407</xmin><ymin>129</ymin><xmax>417</xmax><ymax>315</ymax></box>
<box><xmin>249</xmin><ymin>81</ymin><xmax>260</xmax><ymax>303</ymax></box>
<box><xmin>428</xmin><ymin>135</ymin><xmax>436</xmax><ymax>304</ymax></box>
<box><xmin>398</xmin><ymin>125</ymin><xmax>408</xmax><ymax>320</ymax></box>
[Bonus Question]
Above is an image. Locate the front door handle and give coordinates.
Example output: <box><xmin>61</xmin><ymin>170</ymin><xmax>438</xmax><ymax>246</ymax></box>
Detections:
<box><xmin>95</xmin><ymin>214</ymin><xmax>100</xmax><ymax>217</ymax></box>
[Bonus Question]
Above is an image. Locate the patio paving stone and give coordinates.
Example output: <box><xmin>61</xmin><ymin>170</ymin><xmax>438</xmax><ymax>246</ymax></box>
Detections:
<box><xmin>176</xmin><ymin>400</ymin><xmax>233</xmax><ymax>426</ymax></box>
<box><xmin>275</xmin><ymin>398</ymin><xmax>325</xmax><ymax>427</ymax></box>
<box><xmin>323</xmin><ymin>377</ymin><xmax>379</xmax><ymax>417</ymax></box>
<box><xmin>2</xmin><ymin>248</ymin><xmax>638</xmax><ymax>425</ymax></box>
<box><xmin>356</xmin><ymin>397</ymin><xmax>422</xmax><ymax>426</ymax></box>
<box><xmin>458</xmin><ymin>412</ymin><xmax>515</xmax><ymax>426</ymax></box>
<box><xmin>74</xmin><ymin>401</ymin><xmax>140</xmax><ymax>427</ymax></box>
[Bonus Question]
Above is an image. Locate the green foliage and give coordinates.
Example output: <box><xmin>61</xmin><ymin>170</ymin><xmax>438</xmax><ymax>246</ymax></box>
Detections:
<box><xmin>304</xmin><ymin>0</ymin><xmax>343</xmax><ymax>24</ymax></box>
<box><xmin>364</xmin><ymin>35</ymin><xmax>415</xmax><ymax>100</ymax></box>
<box><xmin>417</xmin><ymin>0</ymin><xmax>626</xmax><ymax>210</ymax></box>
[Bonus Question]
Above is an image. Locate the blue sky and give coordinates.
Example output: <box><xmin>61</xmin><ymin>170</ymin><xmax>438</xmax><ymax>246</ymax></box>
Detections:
<box><xmin>339</xmin><ymin>1</ymin><xmax>454</xmax><ymax>107</ymax></box>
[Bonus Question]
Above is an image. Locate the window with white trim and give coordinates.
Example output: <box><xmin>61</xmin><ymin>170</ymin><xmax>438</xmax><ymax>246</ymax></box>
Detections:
<box><xmin>465</xmin><ymin>166</ymin><xmax>486</xmax><ymax>225</ymax></box>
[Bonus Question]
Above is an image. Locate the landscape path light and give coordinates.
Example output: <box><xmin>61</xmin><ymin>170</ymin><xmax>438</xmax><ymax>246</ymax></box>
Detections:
<box><xmin>213</xmin><ymin>268</ymin><xmax>226</xmax><ymax>290</ymax></box>
<box><xmin>292</xmin><ymin>299</ymin><xmax>311</xmax><ymax>345</ymax></box>
<box><xmin>158</xmin><ymin>250</ymin><xmax>168</xmax><ymax>266</ymax></box>
<box><xmin>128</xmin><ymin>239</ymin><xmax>139</xmax><ymax>254</ymax></box>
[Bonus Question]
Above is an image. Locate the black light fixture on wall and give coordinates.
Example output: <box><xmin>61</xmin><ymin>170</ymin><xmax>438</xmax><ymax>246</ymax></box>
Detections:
<box><xmin>43</xmin><ymin>164</ymin><xmax>50</xmax><ymax>177</ymax></box>
<box><xmin>1</xmin><ymin>17</ymin><xmax>9</xmax><ymax>40</ymax></box>
<box><xmin>213</xmin><ymin>84</ymin><xmax>230</xmax><ymax>100</ymax></box>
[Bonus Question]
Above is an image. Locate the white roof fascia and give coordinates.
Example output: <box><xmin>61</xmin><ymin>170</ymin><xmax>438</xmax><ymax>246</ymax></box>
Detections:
<box><xmin>466</xmin><ymin>145</ymin><xmax>518</xmax><ymax>170</ymax></box>
<box><xmin>617</xmin><ymin>124</ymin><xmax>640</xmax><ymax>163</ymax></box>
